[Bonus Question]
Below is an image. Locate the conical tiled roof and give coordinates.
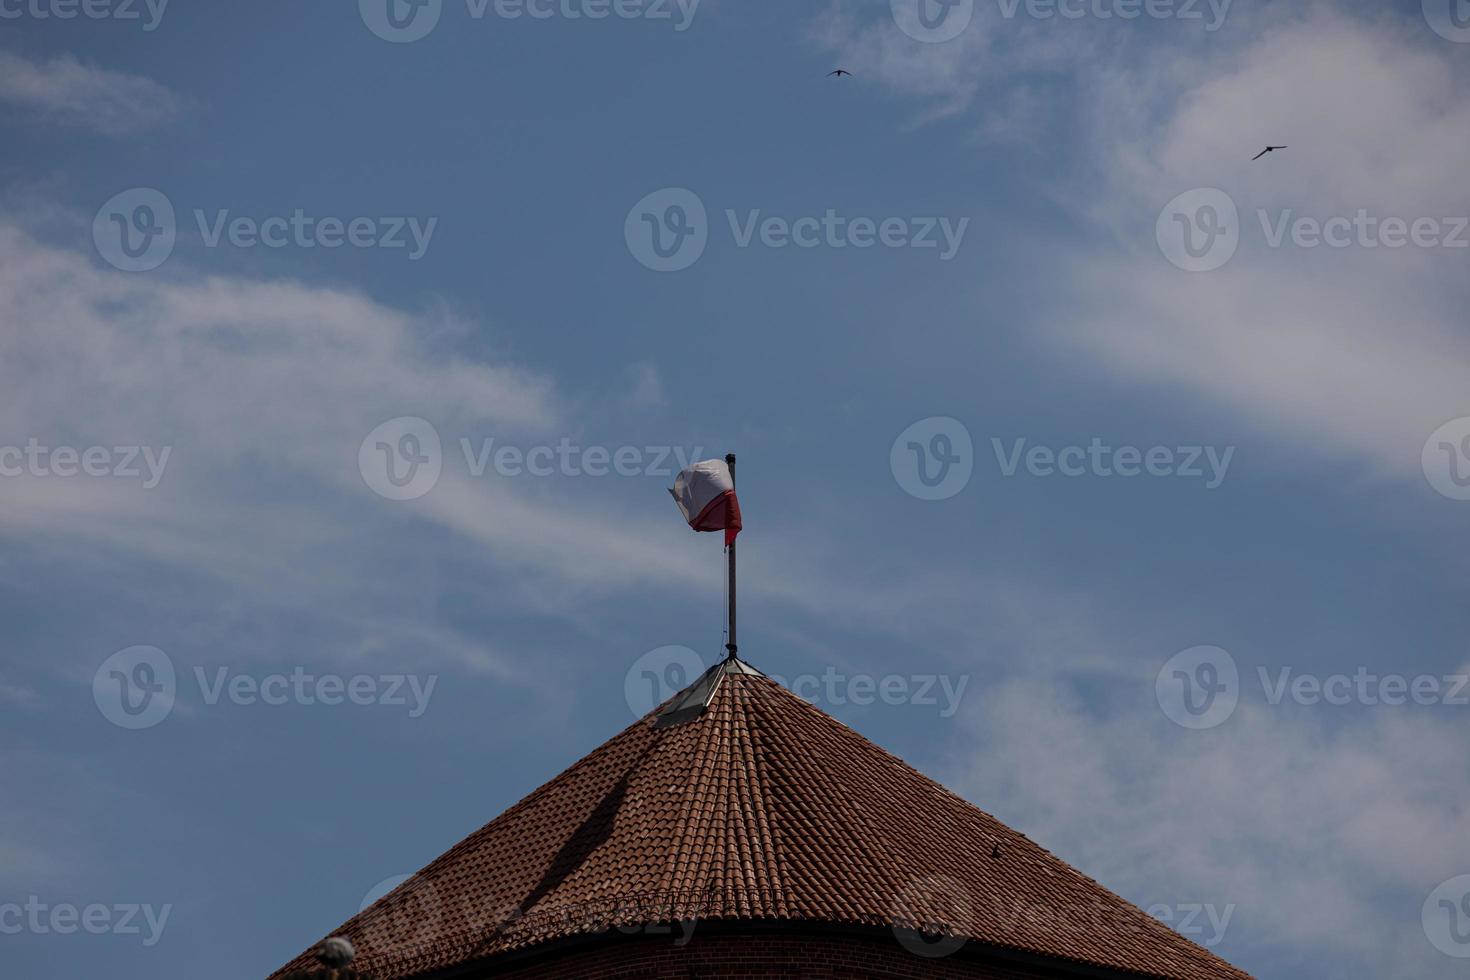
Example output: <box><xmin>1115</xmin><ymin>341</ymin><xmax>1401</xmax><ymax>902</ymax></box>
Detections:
<box><xmin>271</xmin><ymin>660</ymin><xmax>1252</xmax><ymax>980</ymax></box>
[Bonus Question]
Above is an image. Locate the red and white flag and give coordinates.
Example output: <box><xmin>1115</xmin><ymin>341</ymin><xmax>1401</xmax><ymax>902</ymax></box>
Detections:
<box><xmin>669</xmin><ymin>459</ymin><xmax>742</xmax><ymax>546</ymax></box>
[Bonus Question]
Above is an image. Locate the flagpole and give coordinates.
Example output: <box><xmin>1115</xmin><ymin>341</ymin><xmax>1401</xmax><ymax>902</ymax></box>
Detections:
<box><xmin>725</xmin><ymin>453</ymin><xmax>737</xmax><ymax>662</ymax></box>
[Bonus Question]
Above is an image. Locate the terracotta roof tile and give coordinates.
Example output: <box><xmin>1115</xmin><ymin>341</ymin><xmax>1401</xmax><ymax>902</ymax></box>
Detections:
<box><xmin>270</xmin><ymin>663</ymin><xmax>1252</xmax><ymax>980</ymax></box>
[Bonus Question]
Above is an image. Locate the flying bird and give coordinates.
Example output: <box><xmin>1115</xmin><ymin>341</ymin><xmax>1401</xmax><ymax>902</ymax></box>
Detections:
<box><xmin>828</xmin><ymin>69</ymin><xmax>851</xmax><ymax>77</ymax></box>
<box><xmin>1251</xmin><ymin>145</ymin><xmax>1287</xmax><ymax>160</ymax></box>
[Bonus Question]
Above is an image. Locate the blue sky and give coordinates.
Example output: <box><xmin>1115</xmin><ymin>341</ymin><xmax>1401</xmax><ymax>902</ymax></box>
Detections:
<box><xmin>2</xmin><ymin>1</ymin><xmax>1469</xmax><ymax>977</ymax></box>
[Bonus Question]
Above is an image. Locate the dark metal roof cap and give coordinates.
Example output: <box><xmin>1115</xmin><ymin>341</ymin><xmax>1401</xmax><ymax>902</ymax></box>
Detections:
<box><xmin>653</xmin><ymin>656</ymin><xmax>764</xmax><ymax>728</ymax></box>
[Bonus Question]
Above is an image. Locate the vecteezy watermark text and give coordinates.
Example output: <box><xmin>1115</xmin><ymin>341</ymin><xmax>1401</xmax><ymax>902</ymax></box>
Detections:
<box><xmin>624</xmin><ymin>188</ymin><xmax>969</xmax><ymax>272</ymax></box>
<box><xmin>92</xmin><ymin>646</ymin><xmax>437</xmax><ymax>730</ymax></box>
<box><xmin>991</xmin><ymin>437</ymin><xmax>1233</xmax><ymax>489</ymax></box>
<box><xmin>359</xmin><ymin>0</ymin><xmax>700</xmax><ymax>43</ymax></box>
<box><xmin>771</xmin><ymin>667</ymin><xmax>969</xmax><ymax>718</ymax></box>
<box><xmin>1259</xmin><ymin>667</ymin><xmax>1469</xmax><ymax>708</ymax></box>
<box><xmin>360</xmin><ymin>873</ymin><xmax>698</xmax><ymax>953</ymax></box>
<box><xmin>0</xmin><ymin>0</ymin><xmax>167</xmax><ymax>29</ymax></box>
<box><xmin>194</xmin><ymin>667</ymin><xmax>437</xmax><ymax>717</ymax></box>
<box><xmin>622</xmin><ymin>646</ymin><xmax>969</xmax><ymax>719</ymax></box>
<box><xmin>1255</xmin><ymin>209</ymin><xmax>1469</xmax><ymax>251</ymax></box>
<box><xmin>359</xmin><ymin>416</ymin><xmax>704</xmax><ymax>501</ymax></box>
<box><xmin>1157</xmin><ymin>188</ymin><xmax>1469</xmax><ymax>272</ymax></box>
<box><xmin>194</xmin><ymin>210</ymin><xmax>436</xmax><ymax>259</ymax></box>
<box><xmin>890</xmin><ymin>418</ymin><xmax>1235</xmax><ymax>501</ymax></box>
<box><xmin>0</xmin><ymin>440</ymin><xmax>170</xmax><ymax>488</ymax></box>
<box><xmin>889</xmin><ymin>875</ymin><xmax>1234</xmax><ymax>961</ymax></box>
<box><xmin>725</xmin><ymin>210</ymin><xmax>968</xmax><ymax>260</ymax></box>
<box><xmin>459</xmin><ymin>438</ymin><xmax>701</xmax><ymax>479</ymax></box>
<box><xmin>93</xmin><ymin>188</ymin><xmax>437</xmax><ymax>272</ymax></box>
<box><xmin>889</xmin><ymin>0</ymin><xmax>1229</xmax><ymax>43</ymax></box>
<box><xmin>994</xmin><ymin>0</ymin><xmax>1231</xmax><ymax>30</ymax></box>
<box><xmin>0</xmin><ymin>898</ymin><xmax>171</xmax><ymax>947</ymax></box>
<box><xmin>1157</xmin><ymin>645</ymin><xmax>1469</xmax><ymax>730</ymax></box>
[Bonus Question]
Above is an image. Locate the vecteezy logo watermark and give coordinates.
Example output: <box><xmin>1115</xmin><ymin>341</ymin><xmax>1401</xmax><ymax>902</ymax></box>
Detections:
<box><xmin>1159</xmin><ymin>189</ymin><xmax>1470</xmax><ymax>271</ymax></box>
<box><xmin>1146</xmin><ymin>903</ymin><xmax>1234</xmax><ymax>948</ymax></box>
<box><xmin>361</xmin><ymin>874</ymin><xmax>444</xmax><ymax>950</ymax></box>
<box><xmin>0</xmin><ymin>898</ymin><xmax>172</xmax><ymax>947</ymax></box>
<box><xmin>359</xmin><ymin>417</ymin><xmax>707</xmax><ymax>502</ymax></box>
<box><xmin>1258</xmin><ymin>667</ymin><xmax>1469</xmax><ymax>708</ymax></box>
<box><xmin>192</xmin><ymin>667</ymin><xmax>437</xmax><ymax>717</ymax></box>
<box><xmin>724</xmin><ymin>208</ymin><xmax>969</xmax><ymax>260</ymax></box>
<box><xmin>0</xmin><ymin>440</ymin><xmax>171</xmax><ymax>488</ymax></box>
<box><xmin>1423</xmin><ymin>0</ymin><xmax>1470</xmax><ymax>43</ymax></box>
<box><xmin>362</xmin><ymin>873</ymin><xmax>696</xmax><ymax>949</ymax></box>
<box><xmin>622</xmin><ymin>646</ymin><xmax>970</xmax><ymax>719</ymax></box>
<box><xmin>991</xmin><ymin>438</ymin><xmax>1234</xmax><ymax>489</ymax></box>
<box><xmin>894</xmin><ymin>422</ymin><xmax>1233</xmax><ymax>500</ymax></box>
<box><xmin>93</xmin><ymin>646</ymin><xmax>176</xmax><ymax>730</ymax></box>
<box><xmin>1158</xmin><ymin>646</ymin><xmax>1469</xmax><ymax>730</ymax></box>
<box><xmin>994</xmin><ymin>0</ymin><xmax>1231</xmax><ymax>31</ymax></box>
<box><xmin>982</xmin><ymin>897</ymin><xmax>1234</xmax><ymax>948</ymax></box>
<box><xmin>193</xmin><ymin>210</ymin><xmax>437</xmax><ymax>259</ymax></box>
<box><xmin>359</xmin><ymin>0</ymin><xmax>443</xmax><ymax>42</ymax></box>
<box><xmin>891</xmin><ymin>417</ymin><xmax>974</xmax><ymax>501</ymax></box>
<box><xmin>1157</xmin><ymin>188</ymin><xmax>1239</xmax><ymax>272</ymax></box>
<box><xmin>1156</xmin><ymin>646</ymin><xmax>1239</xmax><ymax>730</ymax></box>
<box><xmin>460</xmin><ymin>439</ymin><xmax>703</xmax><ymax>480</ymax></box>
<box><xmin>93</xmin><ymin>648</ymin><xmax>438</xmax><ymax>730</ymax></box>
<box><xmin>1425</xmin><ymin>875</ymin><xmax>1470</xmax><ymax>957</ymax></box>
<box><xmin>359</xmin><ymin>417</ymin><xmax>444</xmax><ymax>502</ymax></box>
<box><xmin>1423</xmin><ymin>417</ymin><xmax>1470</xmax><ymax>501</ymax></box>
<box><xmin>890</xmin><ymin>876</ymin><xmax>971</xmax><ymax>958</ymax></box>
<box><xmin>625</xmin><ymin>645</ymin><xmax>706</xmax><ymax>716</ymax></box>
<box><xmin>625</xmin><ymin>188</ymin><xmax>971</xmax><ymax>272</ymax></box>
<box><xmin>891</xmin><ymin>0</ymin><xmax>974</xmax><ymax>43</ymax></box>
<box><xmin>0</xmin><ymin>0</ymin><xmax>168</xmax><ymax>29</ymax></box>
<box><xmin>1255</xmin><ymin>209</ymin><xmax>1469</xmax><ymax>251</ymax></box>
<box><xmin>624</xmin><ymin>188</ymin><xmax>709</xmax><ymax>273</ymax></box>
<box><xmin>905</xmin><ymin>889</ymin><xmax>1234</xmax><ymax>956</ymax></box>
<box><xmin>360</xmin><ymin>0</ymin><xmax>699</xmax><ymax>42</ymax></box>
<box><xmin>93</xmin><ymin>189</ymin><xmax>438</xmax><ymax>272</ymax></box>
<box><xmin>768</xmin><ymin>667</ymin><xmax>969</xmax><ymax>718</ymax></box>
<box><xmin>93</xmin><ymin>188</ymin><xmax>176</xmax><ymax>272</ymax></box>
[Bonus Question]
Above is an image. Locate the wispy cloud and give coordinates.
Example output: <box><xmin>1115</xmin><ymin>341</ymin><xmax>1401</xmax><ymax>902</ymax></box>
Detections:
<box><xmin>0</xmin><ymin>681</ymin><xmax>38</xmax><ymax>705</ymax></box>
<box><xmin>808</xmin><ymin>7</ymin><xmax>1470</xmax><ymax>978</ymax></box>
<box><xmin>0</xmin><ymin>220</ymin><xmax>563</xmax><ymax>679</ymax></box>
<box><xmin>0</xmin><ymin>220</ymin><xmax>1019</xmax><ymax>684</ymax></box>
<box><xmin>1051</xmin><ymin>10</ymin><xmax>1470</xmax><ymax>484</ymax></box>
<box><xmin>814</xmin><ymin>3</ymin><xmax>1470</xmax><ymax>484</ymax></box>
<box><xmin>947</xmin><ymin>673</ymin><xmax>1470</xmax><ymax>979</ymax></box>
<box><xmin>0</xmin><ymin>52</ymin><xmax>180</xmax><ymax>134</ymax></box>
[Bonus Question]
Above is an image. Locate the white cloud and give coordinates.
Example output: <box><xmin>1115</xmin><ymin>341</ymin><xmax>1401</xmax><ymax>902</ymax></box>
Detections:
<box><xmin>947</xmin><ymin>674</ymin><xmax>1470</xmax><ymax>979</ymax></box>
<box><xmin>1061</xmin><ymin>10</ymin><xmax>1470</xmax><ymax>484</ymax></box>
<box><xmin>0</xmin><ymin>222</ymin><xmax>1024</xmax><ymax>683</ymax></box>
<box><xmin>0</xmin><ymin>222</ymin><xmax>618</xmax><ymax>680</ymax></box>
<box><xmin>811</xmin><ymin>7</ymin><xmax>1470</xmax><ymax>977</ymax></box>
<box><xmin>0</xmin><ymin>52</ymin><xmax>181</xmax><ymax>134</ymax></box>
<box><xmin>808</xmin><ymin>2</ymin><xmax>1085</xmax><ymax>124</ymax></box>
<box><xmin>1062</xmin><ymin>256</ymin><xmax>1470</xmax><ymax>479</ymax></box>
<box><xmin>818</xmin><ymin>3</ymin><xmax>1470</xmax><ymax>485</ymax></box>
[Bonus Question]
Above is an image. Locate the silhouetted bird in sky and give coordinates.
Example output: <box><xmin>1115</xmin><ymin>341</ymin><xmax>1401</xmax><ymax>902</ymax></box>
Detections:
<box><xmin>828</xmin><ymin>69</ymin><xmax>851</xmax><ymax>77</ymax></box>
<box><xmin>1252</xmin><ymin>145</ymin><xmax>1287</xmax><ymax>160</ymax></box>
